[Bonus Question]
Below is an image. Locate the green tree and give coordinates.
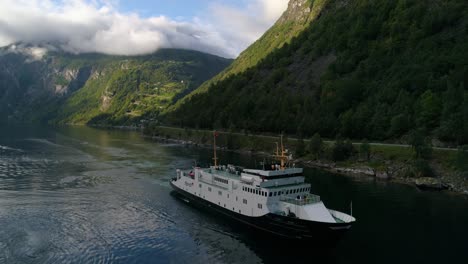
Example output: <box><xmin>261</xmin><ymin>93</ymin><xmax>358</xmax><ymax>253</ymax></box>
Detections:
<box><xmin>332</xmin><ymin>138</ymin><xmax>356</xmax><ymax>161</ymax></box>
<box><xmin>360</xmin><ymin>140</ymin><xmax>371</xmax><ymax>161</ymax></box>
<box><xmin>309</xmin><ymin>133</ymin><xmax>323</xmax><ymax>160</ymax></box>
<box><xmin>409</xmin><ymin>129</ymin><xmax>432</xmax><ymax>160</ymax></box>
<box><xmin>295</xmin><ymin>137</ymin><xmax>306</xmax><ymax>158</ymax></box>
<box><xmin>416</xmin><ymin>90</ymin><xmax>442</xmax><ymax>130</ymax></box>
<box><xmin>456</xmin><ymin>145</ymin><xmax>468</xmax><ymax>173</ymax></box>
<box><xmin>389</xmin><ymin>114</ymin><xmax>410</xmax><ymax>137</ymax></box>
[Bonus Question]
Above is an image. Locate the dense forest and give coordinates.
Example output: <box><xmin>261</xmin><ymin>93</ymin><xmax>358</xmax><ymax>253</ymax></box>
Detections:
<box><xmin>168</xmin><ymin>0</ymin><xmax>468</xmax><ymax>145</ymax></box>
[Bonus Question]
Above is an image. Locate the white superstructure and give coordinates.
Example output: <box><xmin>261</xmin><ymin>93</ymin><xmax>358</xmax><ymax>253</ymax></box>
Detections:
<box><xmin>173</xmin><ymin>164</ymin><xmax>354</xmax><ymax>224</ymax></box>
<box><xmin>171</xmin><ymin>132</ymin><xmax>356</xmax><ymax>239</ymax></box>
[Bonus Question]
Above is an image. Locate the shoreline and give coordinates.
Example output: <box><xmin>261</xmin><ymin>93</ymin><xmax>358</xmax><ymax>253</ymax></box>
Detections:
<box><xmin>143</xmin><ymin>134</ymin><xmax>468</xmax><ymax>197</ymax></box>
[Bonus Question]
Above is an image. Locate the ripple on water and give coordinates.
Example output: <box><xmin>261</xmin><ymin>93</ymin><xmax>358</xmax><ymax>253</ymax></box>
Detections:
<box><xmin>0</xmin><ymin>144</ymin><xmax>24</xmax><ymax>153</ymax></box>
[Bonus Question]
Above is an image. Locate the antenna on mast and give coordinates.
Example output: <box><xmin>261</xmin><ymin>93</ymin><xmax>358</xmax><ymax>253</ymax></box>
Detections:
<box><xmin>273</xmin><ymin>134</ymin><xmax>287</xmax><ymax>170</ymax></box>
<box><xmin>213</xmin><ymin>130</ymin><xmax>219</xmax><ymax>167</ymax></box>
<box><xmin>280</xmin><ymin>134</ymin><xmax>285</xmax><ymax>170</ymax></box>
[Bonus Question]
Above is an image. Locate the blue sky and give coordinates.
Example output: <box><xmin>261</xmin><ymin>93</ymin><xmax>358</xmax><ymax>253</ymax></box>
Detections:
<box><xmin>120</xmin><ymin>0</ymin><xmax>244</xmax><ymax>20</ymax></box>
<box><xmin>0</xmin><ymin>0</ymin><xmax>289</xmax><ymax>57</ymax></box>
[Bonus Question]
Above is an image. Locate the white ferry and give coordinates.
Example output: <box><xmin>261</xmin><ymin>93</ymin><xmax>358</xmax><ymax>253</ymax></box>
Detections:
<box><xmin>171</xmin><ymin>133</ymin><xmax>356</xmax><ymax>242</ymax></box>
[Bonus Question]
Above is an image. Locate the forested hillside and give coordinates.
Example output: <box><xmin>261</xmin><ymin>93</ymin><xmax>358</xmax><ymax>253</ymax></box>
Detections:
<box><xmin>0</xmin><ymin>46</ymin><xmax>231</xmax><ymax>125</ymax></box>
<box><xmin>168</xmin><ymin>0</ymin><xmax>468</xmax><ymax>145</ymax></box>
<box><xmin>169</xmin><ymin>0</ymin><xmax>326</xmax><ymax>106</ymax></box>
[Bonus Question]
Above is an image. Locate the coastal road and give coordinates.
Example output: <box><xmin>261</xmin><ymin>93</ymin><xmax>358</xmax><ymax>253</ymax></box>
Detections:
<box><xmin>156</xmin><ymin>126</ymin><xmax>459</xmax><ymax>152</ymax></box>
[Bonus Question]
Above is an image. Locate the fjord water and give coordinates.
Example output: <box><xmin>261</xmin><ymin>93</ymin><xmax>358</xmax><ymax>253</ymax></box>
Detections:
<box><xmin>0</xmin><ymin>125</ymin><xmax>467</xmax><ymax>264</ymax></box>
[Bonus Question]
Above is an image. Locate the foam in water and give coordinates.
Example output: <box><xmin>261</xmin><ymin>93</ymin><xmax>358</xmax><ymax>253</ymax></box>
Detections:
<box><xmin>0</xmin><ymin>145</ymin><xmax>23</xmax><ymax>152</ymax></box>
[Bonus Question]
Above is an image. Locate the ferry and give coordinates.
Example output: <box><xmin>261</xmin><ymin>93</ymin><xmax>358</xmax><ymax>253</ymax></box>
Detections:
<box><xmin>170</xmin><ymin>132</ymin><xmax>356</xmax><ymax>243</ymax></box>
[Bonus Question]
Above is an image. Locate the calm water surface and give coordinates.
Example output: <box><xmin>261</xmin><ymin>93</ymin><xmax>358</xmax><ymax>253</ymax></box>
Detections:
<box><xmin>0</xmin><ymin>125</ymin><xmax>467</xmax><ymax>264</ymax></box>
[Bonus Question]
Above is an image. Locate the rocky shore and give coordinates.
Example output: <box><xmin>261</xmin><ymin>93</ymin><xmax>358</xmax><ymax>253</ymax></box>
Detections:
<box><xmin>146</xmin><ymin>135</ymin><xmax>468</xmax><ymax>196</ymax></box>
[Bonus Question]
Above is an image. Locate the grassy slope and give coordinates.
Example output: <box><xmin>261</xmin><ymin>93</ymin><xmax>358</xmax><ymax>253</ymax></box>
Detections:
<box><xmin>53</xmin><ymin>50</ymin><xmax>231</xmax><ymax>125</ymax></box>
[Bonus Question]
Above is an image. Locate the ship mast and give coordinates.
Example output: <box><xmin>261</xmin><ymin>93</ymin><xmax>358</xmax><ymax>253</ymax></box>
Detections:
<box><xmin>274</xmin><ymin>134</ymin><xmax>288</xmax><ymax>170</ymax></box>
<box><xmin>280</xmin><ymin>134</ymin><xmax>286</xmax><ymax>169</ymax></box>
<box><xmin>213</xmin><ymin>130</ymin><xmax>218</xmax><ymax>167</ymax></box>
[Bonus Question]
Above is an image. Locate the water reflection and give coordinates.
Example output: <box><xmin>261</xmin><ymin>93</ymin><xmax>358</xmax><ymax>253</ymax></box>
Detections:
<box><xmin>0</xmin><ymin>125</ymin><xmax>467</xmax><ymax>264</ymax></box>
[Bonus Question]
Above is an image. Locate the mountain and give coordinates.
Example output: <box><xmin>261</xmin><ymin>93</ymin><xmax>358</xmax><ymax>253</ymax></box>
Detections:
<box><xmin>169</xmin><ymin>0</ymin><xmax>326</xmax><ymax>107</ymax></box>
<box><xmin>0</xmin><ymin>43</ymin><xmax>231</xmax><ymax>125</ymax></box>
<box><xmin>168</xmin><ymin>0</ymin><xmax>468</xmax><ymax>145</ymax></box>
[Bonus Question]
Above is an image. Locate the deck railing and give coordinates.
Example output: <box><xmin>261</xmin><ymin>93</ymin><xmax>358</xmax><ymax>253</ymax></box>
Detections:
<box><xmin>280</xmin><ymin>194</ymin><xmax>321</xmax><ymax>206</ymax></box>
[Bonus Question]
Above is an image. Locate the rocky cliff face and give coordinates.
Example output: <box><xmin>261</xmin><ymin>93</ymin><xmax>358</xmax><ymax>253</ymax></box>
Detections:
<box><xmin>278</xmin><ymin>0</ymin><xmax>312</xmax><ymax>24</ymax></box>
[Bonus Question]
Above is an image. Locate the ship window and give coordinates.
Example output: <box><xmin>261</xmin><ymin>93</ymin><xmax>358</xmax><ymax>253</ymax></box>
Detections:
<box><xmin>236</xmin><ymin>196</ymin><xmax>238</xmax><ymax>201</ymax></box>
<box><xmin>256</xmin><ymin>190</ymin><xmax>259</xmax><ymax>195</ymax></box>
<box><xmin>269</xmin><ymin>192</ymin><xmax>272</xmax><ymax>197</ymax></box>
<box><xmin>263</xmin><ymin>192</ymin><xmax>266</xmax><ymax>197</ymax></box>
<box><xmin>286</xmin><ymin>190</ymin><xmax>289</xmax><ymax>194</ymax></box>
<box><xmin>258</xmin><ymin>203</ymin><xmax>262</xmax><ymax>209</ymax></box>
<box><xmin>243</xmin><ymin>199</ymin><xmax>247</xmax><ymax>204</ymax></box>
<box><xmin>208</xmin><ymin>187</ymin><xmax>212</xmax><ymax>192</ymax></box>
<box><xmin>227</xmin><ymin>194</ymin><xmax>229</xmax><ymax>198</ymax></box>
<box><xmin>199</xmin><ymin>184</ymin><xmax>202</xmax><ymax>188</ymax></box>
<box><xmin>218</xmin><ymin>191</ymin><xmax>222</xmax><ymax>196</ymax></box>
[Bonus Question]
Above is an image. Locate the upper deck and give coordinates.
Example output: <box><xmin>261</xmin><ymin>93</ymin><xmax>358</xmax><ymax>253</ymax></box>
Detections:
<box><xmin>242</xmin><ymin>167</ymin><xmax>303</xmax><ymax>178</ymax></box>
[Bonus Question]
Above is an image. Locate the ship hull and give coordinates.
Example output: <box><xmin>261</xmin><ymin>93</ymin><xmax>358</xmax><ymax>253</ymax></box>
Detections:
<box><xmin>170</xmin><ymin>181</ymin><xmax>352</xmax><ymax>245</ymax></box>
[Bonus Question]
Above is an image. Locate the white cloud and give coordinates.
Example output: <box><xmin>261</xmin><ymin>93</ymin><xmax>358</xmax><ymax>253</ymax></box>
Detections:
<box><xmin>0</xmin><ymin>0</ymin><xmax>289</xmax><ymax>58</ymax></box>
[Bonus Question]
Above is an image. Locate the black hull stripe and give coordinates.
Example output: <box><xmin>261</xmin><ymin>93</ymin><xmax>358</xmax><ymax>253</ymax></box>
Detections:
<box><xmin>170</xmin><ymin>181</ymin><xmax>352</xmax><ymax>242</ymax></box>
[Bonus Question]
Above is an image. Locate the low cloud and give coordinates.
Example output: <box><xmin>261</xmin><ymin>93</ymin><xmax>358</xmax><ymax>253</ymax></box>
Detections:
<box><xmin>0</xmin><ymin>0</ymin><xmax>289</xmax><ymax>58</ymax></box>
